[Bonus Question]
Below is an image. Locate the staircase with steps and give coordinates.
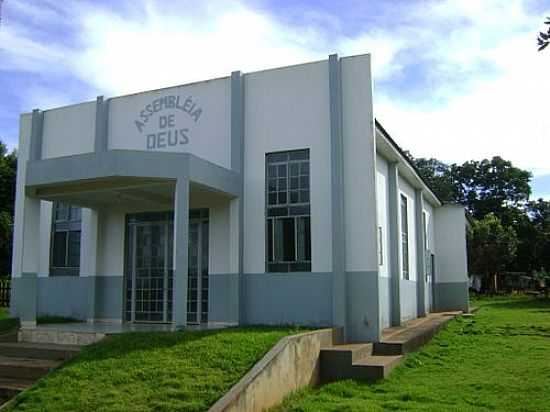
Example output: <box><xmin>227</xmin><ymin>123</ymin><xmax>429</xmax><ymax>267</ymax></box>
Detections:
<box><xmin>320</xmin><ymin>311</ymin><xmax>461</xmax><ymax>383</ymax></box>
<box><xmin>0</xmin><ymin>332</ymin><xmax>81</xmax><ymax>404</ymax></box>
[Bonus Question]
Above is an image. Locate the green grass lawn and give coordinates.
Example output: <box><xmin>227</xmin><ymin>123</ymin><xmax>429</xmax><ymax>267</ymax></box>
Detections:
<box><xmin>0</xmin><ymin>307</ymin><xmax>8</xmax><ymax>319</ymax></box>
<box><xmin>274</xmin><ymin>296</ymin><xmax>550</xmax><ymax>412</ymax></box>
<box><xmin>6</xmin><ymin>326</ymin><xmax>303</xmax><ymax>412</ymax></box>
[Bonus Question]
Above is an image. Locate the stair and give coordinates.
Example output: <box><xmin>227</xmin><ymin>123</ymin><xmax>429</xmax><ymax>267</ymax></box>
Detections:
<box><xmin>320</xmin><ymin>312</ymin><xmax>461</xmax><ymax>383</ymax></box>
<box><xmin>0</xmin><ymin>340</ymin><xmax>81</xmax><ymax>406</ymax></box>
<box><xmin>321</xmin><ymin>343</ymin><xmax>403</xmax><ymax>383</ymax></box>
<box><xmin>0</xmin><ymin>342</ymin><xmax>80</xmax><ymax>361</ymax></box>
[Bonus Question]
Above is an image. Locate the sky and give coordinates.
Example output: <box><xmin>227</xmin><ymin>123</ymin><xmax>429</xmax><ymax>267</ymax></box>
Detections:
<box><xmin>1</xmin><ymin>0</ymin><xmax>550</xmax><ymax>199</ymax></box>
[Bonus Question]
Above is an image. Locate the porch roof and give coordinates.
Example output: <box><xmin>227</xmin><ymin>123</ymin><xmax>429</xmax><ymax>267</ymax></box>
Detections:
<box><xmin>24</xmin><ymin>150</ymin><xmax>241</xmax><ymax>208</ymax></box>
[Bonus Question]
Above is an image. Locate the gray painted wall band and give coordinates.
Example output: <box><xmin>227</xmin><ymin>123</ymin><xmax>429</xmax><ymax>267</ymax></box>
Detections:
<box><xmin>95</xmin><ymin>276</ymin><xmax>124</xmax><ymax>320</ymax></box>
<box><xmin>378</xmin><ymin>276</ymin><xmax>391</xmax><ymax>328</ymax></box>
<box><xmin>12</xmin><ymin>275</ymin><xmax>124</xmax><ymax>321</ymax></box>
<box><xmin>173</xmin><ymin>178</ymin><xmax>190</xmax><ymax>327</ymax></box>
<box><xmin>415</xmin><ymin>189</ymin><xmax>426</xmax><ymax>317</ymax></box>
<box><xmin>230</xmin><ymin>72</ymin><xmax>244</xmax><ymax>173</ymax></box>
<box><xmin>434</xmin><ymin>281</ymin><xmax>469</xmax><ymax>312</ymax></box>
<box><xmin>209</xmin><ymin>273</ymin><xmax>239</xmax><ymax>324</ymax></box>
<box><xmin>94</xmin><ymin>96</ymin><xmax>109</xmax><ymax>153</ymax></box>
<box><xmin>400</xmin><ymin>279</ymin><xmax>418</xmax><ymax>322</ymax></box>
<box><xmin>387</xmin><ymin>162</ymin><xmax>401</xmax><ymax>326</ymax></box>
<box><xmin>29</xmin><ymin>109</ymin><xmax>44</xmax><ymax>162</ymax></box>
<box><xmin>11</xmin><ymin>273</ymin><xmax>37</xmax><ymax>322</ymax></box>
<box><xmin>25</xmin><ymin>150</ymin><xmax>241</xmax><ymax>197</ymax></box>
<box><xmin>346</xmin><ymin>271</ymin><xmax>380</xmax><ymax>342</ymax></box>
<box><xmin>241</xmin><ymin>272</ymin><xmax>332</xmax><ymax>326</ymax></box>
<box><xmin>230</xmin><ymin>70</ymin><xmax>245</xmax><ymax>325</ymax></box>
<box><xmin>328</xmin><ymin>54</ymin><xmax>347</xmax><ymax>335</ymax></box>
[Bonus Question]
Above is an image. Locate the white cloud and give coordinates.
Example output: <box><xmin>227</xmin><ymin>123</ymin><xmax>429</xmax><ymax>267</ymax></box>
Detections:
<box><xmin>1</xmin><ymin>0</ymin><xmax>549</xmax><ymax>182</ymax></box>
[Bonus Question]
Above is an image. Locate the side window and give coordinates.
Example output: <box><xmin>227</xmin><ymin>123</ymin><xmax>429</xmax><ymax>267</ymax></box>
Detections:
<box><xmin>266</xmin><ymin>149</ymin><xmax>311</xmax><ymax>272</ymax></box>
<box><xmin>50</xmin><ymin>202</ymin><xmax>81</xmax><ymax>276</ymax></box>
<box><xmin>400</xmin><ymin>194</ymin><xmax>409</xmax><ymax>280</ymax></box>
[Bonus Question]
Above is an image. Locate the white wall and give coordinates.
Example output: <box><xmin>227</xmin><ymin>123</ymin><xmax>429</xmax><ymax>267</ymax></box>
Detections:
<box><xmin>398</xmin><ymin>176</ymin><xmax>418</xmax><ymax>281</ymax></box>
<box><xmin>376</xmin><ymin>154</ymin><xmax>390</xmax><ymax>277</ymax></box>
<box><xmin>342</xmin><ymin>55</ymin><xmax>378</xmax><ymax>273</ymax></box>
<box><xmin>109</xmin><ymin>78</ymin><xmax>231</xmax><ymax>169</ymax></box>
<box><xmin>434</xmin><ymin>205</ymin><xmax>468</xmax><ymax>283</ymax></box>
<box><xmin>243</xmin><ymin>61</ymin><xmax>332</xmax><ymax>273</ymax></box>
<box><xmin>97</xmin><ymin>209</ymin><xmax>125</xmax><ymax>276</ymax></box>
<box><xmin>42</xmin><ymin>102</ymin><xmax>96</xmax><ymax>159</ymax></box>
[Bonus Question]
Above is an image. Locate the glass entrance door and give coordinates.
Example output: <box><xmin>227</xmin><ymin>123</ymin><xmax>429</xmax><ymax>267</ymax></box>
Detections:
<box><xmin>126</xmin><ymin>221</ymin><xmax>174</xmax><ymax>323</ymax></box>
<box><xmin>125</xmin><ymin>211</ymin><xmax>209</xmax><ymax>324</ymax></box>
<box><xmin>187</xmin><ymin>218</ymin><xmax>209</xmax><ymax>324</ymax></box>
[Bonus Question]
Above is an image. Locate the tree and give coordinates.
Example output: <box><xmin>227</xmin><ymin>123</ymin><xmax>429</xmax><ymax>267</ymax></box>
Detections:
<box><xmin>0</xmin><ymin>140</ymin><xmax>17</xmax><ymax>276</ymax></box>
<box><xmin>467</xmin><ymin>213</ymin><xmax>518</xmax><ymax>293</ymax></box>
<box><xmin>451</xmin><ymin>157</ymin><xmax>531</xmax><ymax>221</ymax></box>
<box><xmin>537</xmin><ymin>17</ymin><xmax>550</xmax><ymax>51</ymax></box>
<box><xmin>409</xmin><ymin>157</ymin><xmax>461</xmax><ymax>203</ymax></box>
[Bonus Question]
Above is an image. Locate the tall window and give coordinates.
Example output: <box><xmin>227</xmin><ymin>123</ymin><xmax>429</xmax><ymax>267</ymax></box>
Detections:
<box><xmin>50</xmin><ymin>202</ymin><xmax>81</xmax><ymax>276</ymax></box>
<box><xmin>423</xmin><ymin>211</ymin><xmax>430</xmax><ymax>282</ymax></box>
<box><xmin>400</xmin><ymin>194</ymin><xmax>409</xmax><ymax>280</ymax></box>
<box><xmin>266</xmin><ymin>149</ymin><xmax>311</xmax><ymax>272</ymax></box>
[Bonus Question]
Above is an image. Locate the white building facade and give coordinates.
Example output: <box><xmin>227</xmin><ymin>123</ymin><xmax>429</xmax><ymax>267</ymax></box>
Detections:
<box><xmin>10</xmin><ymin>54</ymin><xmax>469</xmax><ymax>342</ymax></box>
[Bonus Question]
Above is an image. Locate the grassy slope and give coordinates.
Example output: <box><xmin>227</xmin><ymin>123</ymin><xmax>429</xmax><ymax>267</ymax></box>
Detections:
<box><xmin>8</xmin><ymin>327</ymin><xmax>303</xmax><ymax>412</ymax></box>
<box><xmin>0</xmin><ymin>307</ymin><xmax>8</xmax><ymax>319</ymax></box>
<box><xmin>275</xmin><ymin>296</ymin><xmax>550</xmax><ymax>412</ymax></box>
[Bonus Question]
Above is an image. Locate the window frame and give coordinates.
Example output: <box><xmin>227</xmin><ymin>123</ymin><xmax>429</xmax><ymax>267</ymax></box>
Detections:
<box><xmin>265</xmin><ymin>149</ymin><xmax>311</xmax><ymax>273</ymax></box>
<box><xmin>50</xmin><ymin>202</ymin><xmax>82</xmax><ymax>276</ymax></box>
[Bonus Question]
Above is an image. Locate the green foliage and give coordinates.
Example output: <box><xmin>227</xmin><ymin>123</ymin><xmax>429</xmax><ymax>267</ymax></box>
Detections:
<box><xmin>468</xmin><ymin>214</ymin><xmax>518</xmax><ymax>291</ymax></box>
<box><xmin>453</xmin><ymin>157</ymin><xmax>531</xmax><ymax>220</ymax></box>
<box><xmin>410</xmin><ymin>152</ymin><xmax>550</xmax><ymax>278</ymax></box>
<box><xmin>0</xmin><ymin>140</ymin><xmax>17</xmax><ymax>276</ymax></box>
<box><xmin>0</xmin><ymin>307</ymin><xmax>18</xmax><ymax>333</ymax></box>
<box><xmin>274</xmin><ymin>296</ymin><xmax>550</xmax><ymax>412</ymax></box>
<box><xmin>537</xmin><ymin>17</ymin><xmax>550</xmax><ymax>51</ymax></box>
<box><xmin>5</xmin><ymin>326</ymin><xmax>303</xmax><ymax>412</ymax></box>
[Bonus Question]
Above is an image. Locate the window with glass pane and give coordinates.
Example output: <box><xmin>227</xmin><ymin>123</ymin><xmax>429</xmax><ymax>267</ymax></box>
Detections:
<box><xmin>266</xmin><ymin>149</ymin><xmax>311</xmax><ymax>272</ymax></box>
<box><xmin>400</xmin><ymin>195</ymin><xmax>409</xmax><ymax>280</ymax></box>
<box><xmin>50</xmin><ymin>202</ymin><xmax>82</xmax><ymax>276</ymax></box>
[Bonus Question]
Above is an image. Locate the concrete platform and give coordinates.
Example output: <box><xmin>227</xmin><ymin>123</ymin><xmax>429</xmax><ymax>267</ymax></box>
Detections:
<box><xmin>18</xmin><ymin>322</ymin><xmax>234</xmax><ymax>346</ymax></box>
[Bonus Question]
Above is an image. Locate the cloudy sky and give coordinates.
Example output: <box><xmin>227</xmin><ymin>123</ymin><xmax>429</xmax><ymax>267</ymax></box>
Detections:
<box><xmin>1</xmin><ymin>0</ymin><xmax>550</xmax><ymax>198</ymax></box>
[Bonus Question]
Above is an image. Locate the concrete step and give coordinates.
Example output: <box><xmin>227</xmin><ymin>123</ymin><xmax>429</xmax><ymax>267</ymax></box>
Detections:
<box><xmin>0</xmin><ymin>356</ymin><xmax>61</xmax><ymax>380</ymax></box>
<box><xmin>0</xmin><ymin>330</ymin><xmax>18</xmax><ymax>343</ymax></box>
<box><xmin>0</xmin><ymin>342</ymin><xmax>81</xmax><ymax>361</ymax></box>
<box><xmin>18</xmin><ymin>328</ymin><xmax>105</xmax><ymax>346</ymax></box>
<box><xmin>320</xmin><ymin>343</ymin><xmax>373</xmax><ymax>383</ymax></box>
<box><xmin>351</xmin><ymin>355</ymin><xmax>403</xmax><ymax>381</ymax></box>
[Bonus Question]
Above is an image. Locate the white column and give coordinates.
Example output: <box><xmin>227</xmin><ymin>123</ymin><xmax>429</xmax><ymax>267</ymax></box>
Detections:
<box><xmin>415</xmin><ymin>189</ymin><xmax>426</xmax><ymax>317</ymax></box>
<box><xmin>173</xmin><ymin>178</ymin><xmax>189</xmax><ymax>327</ymax></box>
<box><xmin>81</xmin><ymin>208</ymin><xmax>99</xmax><ymax>322</ymax></box>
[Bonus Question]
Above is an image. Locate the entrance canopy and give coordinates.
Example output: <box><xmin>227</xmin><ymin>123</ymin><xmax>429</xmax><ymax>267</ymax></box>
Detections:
<box><xmin>25</xmin><ymin>150</ymin><xmax>241</xmax><ymax>206</ymax></box>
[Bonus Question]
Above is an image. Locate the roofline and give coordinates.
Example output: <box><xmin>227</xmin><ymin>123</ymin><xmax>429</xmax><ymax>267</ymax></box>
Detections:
<box><xmin>375</xmin><ymin>119</ymin><xmax>443</xmax><ymax>205</ymax></box>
